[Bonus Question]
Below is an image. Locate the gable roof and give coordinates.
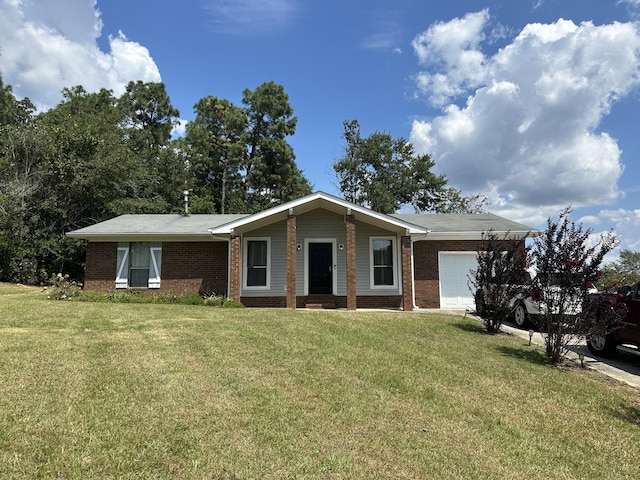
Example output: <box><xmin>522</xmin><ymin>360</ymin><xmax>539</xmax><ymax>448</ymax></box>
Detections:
<box><xmin>393</xmin><ymin>213</ymin><xmax>535</xmax><ymax>240</ymax></box>
<box><xmin>66</xmin><ymin>214</ymin><xmax>246</xmax><ymax>241</ymax></box>
<box><xmin>208</xmin><ymin>191</ymin><xmax>428</xmax><ymax>235</ymax></box>
<box><xmin>66</xmin><ymin>192</ymin><xmax>535</xmax><ymax>241</ymax></box>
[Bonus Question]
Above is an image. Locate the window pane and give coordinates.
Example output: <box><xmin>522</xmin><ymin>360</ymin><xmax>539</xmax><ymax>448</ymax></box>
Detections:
<box><xmin>130</xmin><ymin>242</ymin><xmax>150</xmax><ymax>268</ymax></box>
<box><xmin>248</xmin><ymin>241</ymin><xmax>267</xmax><ymax>267</ymax></box>
<box><xmin>373</xmin><ymin>239</ymin><xmax>394</xmax><ymax>286</ymax></box>
<box><xmin>373</xmin><ymin>239</ymin><xmax>392</xmax><ymax>266</ymax></box>
<box><xmin>247</xmin><ymin>268</ymin><xmax>267</xmax><ymax>287</ymax></box>
<box><xmin>130</xmin><ymin>268</ymin><xmax>149</xmax><ymax>287</ymax></box>
<box><xmin>247</xmin><ymin>240</ymin><xmax>268</xmax><ymax>287</ymax></box>
<box><xmin>374</xmin><ymin>266</ymin><xmax>394</xmax><ymax>286</ymax></box>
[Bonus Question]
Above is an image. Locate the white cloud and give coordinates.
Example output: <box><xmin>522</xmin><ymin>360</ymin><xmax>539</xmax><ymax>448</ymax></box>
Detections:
<box><xmin>598</xmin><ymin>209</ymin><xmax>640</xmax><ymax>251</ymax></box>
<box><xmin>411</xmin><ymin>9</ymin><xmax>489</xmax><ymax>107</ymax></box>
<box><xmin>203</xmin><ymin>0</ymin><xmax>297</xmax><ymax>34</ymax></box>
<box><xmin>0</xmin><ymin>0</ymin><xmax>160</xmax><ymax>110</ymax></box>
<box><xmin>410</xmin><ymin>13</ymin><xmax>640</xmax><ymax>224</ymax></box>
<box><xmin>362</xmin><ymin>13</ymin><xmax>404</xmax><ymax>54</ymax></box>
<box><xmin>171</xmin><ymin>119</ymin><xmax>189</xmax><ymax>138</ymax></box>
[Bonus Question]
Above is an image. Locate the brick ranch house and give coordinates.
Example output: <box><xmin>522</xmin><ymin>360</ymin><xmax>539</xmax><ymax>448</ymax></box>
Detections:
<box><xmin>67</xmin><ymin>191</ymin><xmax>533</xmax><ymax>311</ymax></box>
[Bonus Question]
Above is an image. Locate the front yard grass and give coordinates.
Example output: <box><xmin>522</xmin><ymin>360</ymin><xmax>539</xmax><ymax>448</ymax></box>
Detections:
<box><xmin>1</xmin><ymin>283</ymin><xmax>639</xmax><ymax>479</ymax></box>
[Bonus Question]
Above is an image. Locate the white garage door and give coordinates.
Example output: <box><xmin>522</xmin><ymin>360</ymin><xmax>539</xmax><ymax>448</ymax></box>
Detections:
<box><xmin>438</xmin><ymin>252</ymin><xmax>478</xmax><ymax>309</ymax></box>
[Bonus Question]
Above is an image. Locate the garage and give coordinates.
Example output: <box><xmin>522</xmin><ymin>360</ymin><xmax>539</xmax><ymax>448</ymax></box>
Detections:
<box><xmin>438</xmin><ymin>252</ymin><xmax>478</xmax><ymax>309</ymax></box>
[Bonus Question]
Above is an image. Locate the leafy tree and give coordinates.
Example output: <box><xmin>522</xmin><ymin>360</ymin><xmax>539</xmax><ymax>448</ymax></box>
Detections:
<box><xmin>0</xmin><ymin>73</ymin><xmax>35</xmax><ymax>128</ymax></box>
<box><xmin>334</xmin><ymin>119</ymin><xmax>453</xmax><ymax>214</ymax></box>
<box><xmin>333</xmin><ymin>120</ymin><xmax>363</xmax><ymax>204</ymax></box>
<box><xmin>0</xmin><ymin>85</ymin><xmax>157</xmax><ymax>282</ymax></box>
<box><xmin>241</xmin><ymin>81</ymin><xmax>311</xmax><ymax>210</ymax></box>
<box><xmin>470</xmin><ymin>231</ymin><xmax>530</xmax><ymax>333</ymax></box>
<box><xmin>186</xmin><ymin>82</ymin><xmax>312</xmax><ymax>213</ymax></box>
<box><xmin>0</xmin><ymin>118</ymin><xmax>51</xmax><ymax>282</ymax></box>
<box><xmin>597</xmin><ymin>249</ymin><xmax>640</xmax><ymax>291</ymax></box>
<box><xmin>530</xmin><ymin>208</ymin><xmax>620</xmax><ymax>363</ymax></box>
<box><xmin>119</xmin><ymin>81</ymin><xmax>180</xmax><ymax>153</ymax></box>
<box><xmin>186</xmin><ymin>96</ymin><xmax>247</xmax><ymax>214</ymax></box>
<box><xmin>0</xmin><ymin>72</ymin><xmax>45</xmax><ymax>282</ymax></box>
<box><xmin>430</xmin><ymin>187</ymin><xmax>488</xmax><ymax>214</ymax></box>
<box><xmin>117</xmin><ymin>81</ymin><xmax>185</xmax><ymax>212</ymax></box>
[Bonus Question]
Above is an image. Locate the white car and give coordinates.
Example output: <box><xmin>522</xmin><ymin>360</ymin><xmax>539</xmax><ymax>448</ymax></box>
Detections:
<box><xmin>510</xmin><ymin>272</ymin><xmax>597</xmax><ymax>328</ymax></box>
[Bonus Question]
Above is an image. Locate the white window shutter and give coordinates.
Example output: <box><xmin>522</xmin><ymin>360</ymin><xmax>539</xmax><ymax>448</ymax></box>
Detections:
<box><xmin>148</xmin><ymin>246</ymin><xmax>162</xmax><ymax>289</ymax></box>
<box><xmin>116</xmin><ymin>245</ymin><xmax>129</xmax><ymax>289</ymax></box>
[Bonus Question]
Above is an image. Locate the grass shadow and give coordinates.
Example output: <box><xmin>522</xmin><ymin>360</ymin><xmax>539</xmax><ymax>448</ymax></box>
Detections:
<box><xmin>608</xmin><ymin>404</ymin><xmax>640</xmax><ymax>426</ymax></box>
<box><xmin>452</xmin><ymin>321</ymin><xmax>490</xmax><ymax>334</ymax></box>
<box><xmin>452</xmin><ymin>321</ymin><xmax>514</xmax><ymax>336</ymax></box>
<box><xmin>496</xmin><ymin>345</ymin><xmax>549</xmax><ymax>366</ymax></box>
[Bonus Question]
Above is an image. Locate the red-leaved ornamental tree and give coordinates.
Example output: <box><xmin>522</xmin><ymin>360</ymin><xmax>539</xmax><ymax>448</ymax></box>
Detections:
<box><xmin>470</xmin><ymin>230</ymin><xmax>530</xmax><ymax>334</ymax></box>
<box><xmin>530</xmin><ymin>207</ymin><xmax>622</xmax><ymax>363</ymax></box>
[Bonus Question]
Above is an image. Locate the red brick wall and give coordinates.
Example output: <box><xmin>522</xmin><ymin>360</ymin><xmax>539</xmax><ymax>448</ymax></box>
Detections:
<box><xmin>242</xmin><ymin>296</ymin><xmax>287</xmax><ymax>308</ymax></box>
<box><xmin>83</xmin><ymin>241</ymin><xmax>228</xmax><ymax>296</ymax></box>
<box><xmin>162</xmin><ymin>242</ymin><xmax>228</xmax><ymax>296</ymax></box>
<box><xmin>84</xmin><ymin>242</ymin><xmax>118</xmax><ymax>292</ymax></box>
<box><xmin>247</xmin><ymin>295</ymin><xmax>402</xmax><ymax>309</ymax></box>
<box><xmin>413</xmin><ymin>240</ymin><xmax>484</xmax><ymax>308</ymax></box>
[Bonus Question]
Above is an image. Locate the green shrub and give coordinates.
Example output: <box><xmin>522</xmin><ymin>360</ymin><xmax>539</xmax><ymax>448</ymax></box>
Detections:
<box><xmin>106</xmin><ymin>289</ymin><xmax>145</xmax><ymax>303</ymax></box>
<box><xmin>45</xmin><ymin>273</ymin><xmax>82</xmax><ymax>300</ymax></box>
<box><xmin>203</xmin><ymin>294</ymin><xmax>245</xmax><ymax>308</ymax></box>
<box><xmin>57</xmin><ymin>288</ymin><xmax>244</xmax><ymax>308</ymax></box>
<box><xmin>177</xmin><ymin>293</ymin><xmax>206</xmax><ymax>306</ymax></box>
<box><xmin>151</xmin><ymin>293</ymin><xmax>179</xmax><ymax>304</ymax></box>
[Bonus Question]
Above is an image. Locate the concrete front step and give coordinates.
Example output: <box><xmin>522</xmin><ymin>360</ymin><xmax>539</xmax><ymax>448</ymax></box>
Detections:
<box><xmin>305</xmin><ymin>295</ymin><xmax>337</xmax><ymax>309</ymax></box>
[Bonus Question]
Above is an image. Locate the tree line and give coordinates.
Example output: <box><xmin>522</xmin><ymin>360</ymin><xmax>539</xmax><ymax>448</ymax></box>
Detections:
<box><xmin>0</xmin><ymin>75</ymin><xmax>480</xmax><ymax>284</ymax></box>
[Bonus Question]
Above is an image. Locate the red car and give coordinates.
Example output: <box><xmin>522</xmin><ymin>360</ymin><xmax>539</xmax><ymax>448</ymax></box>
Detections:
<box><xmin>587</xmin><ymin>282</ymin><xmax>640</xmax><ymax>358</ymax></box>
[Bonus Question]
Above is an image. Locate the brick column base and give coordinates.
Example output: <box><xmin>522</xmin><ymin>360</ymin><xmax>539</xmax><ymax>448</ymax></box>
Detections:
<box><xmin>287</xmin><ymin>214</ymin><xmax>297</xmax><ymax>309</ymax></box>
<box><xmin>401</xmin><ymin>235</ymin><xmax>413</xmax><ymax>312</ymax></box>
<box><xmin>346</xmin><ymin>214</ymin><xmax>356</xmax><ymax>311</ymax></box>
<box><xmin>229</xmin><ymin>235</ymin><xmax>241</xmax><ymax>301</ymax></box>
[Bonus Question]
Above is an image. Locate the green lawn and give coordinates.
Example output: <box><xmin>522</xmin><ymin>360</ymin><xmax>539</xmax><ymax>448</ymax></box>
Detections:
<box><xmin>1</xmin><ymin>283</ymin><xmax>639</xmax><ymax>479</ymax></box>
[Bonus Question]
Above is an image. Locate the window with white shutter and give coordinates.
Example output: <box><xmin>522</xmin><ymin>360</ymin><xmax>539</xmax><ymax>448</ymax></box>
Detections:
<box><xmin>115</xmin><ymin>242</ymin><xmax>162</xmax><ymax>289</ymax></box>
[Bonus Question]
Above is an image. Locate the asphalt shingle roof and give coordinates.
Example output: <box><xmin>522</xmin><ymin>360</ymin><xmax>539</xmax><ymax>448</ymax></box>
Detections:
<box><xmin>68</xmin><ymin>212</ymin><xmax>535</xmax><ymax>239</ymax></box>
<box><xmin>67</xmin><ymin>214</ymin><xmax>247</xmax><ymax>237</ymax></box>
<box><xmin>391</xmin><ymin>213</ymin><xmax>534</xmax><ymax>233</ymax></box>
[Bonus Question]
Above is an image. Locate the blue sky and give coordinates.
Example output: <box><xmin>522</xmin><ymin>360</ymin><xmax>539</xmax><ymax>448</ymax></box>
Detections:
<box><xmin>1</xmin><ymin>0</ymin><xmax>640</xmax><ymax>256</ymax></box>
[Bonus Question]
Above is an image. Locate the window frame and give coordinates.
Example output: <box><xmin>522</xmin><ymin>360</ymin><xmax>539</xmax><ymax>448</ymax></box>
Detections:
<box><xmin>369</xmin><ymin>236</ymin><xmax>398</xmax><ymax>289</ymax></box>
<box><xmin>115</xmin><ymin>242</ymin><xmax>162</xmax><ymax>289</ymax></box>
<box><xmin>243</xmin><ymin>237</ymin><xmax>271</xmax><ymax>290</ymax></box>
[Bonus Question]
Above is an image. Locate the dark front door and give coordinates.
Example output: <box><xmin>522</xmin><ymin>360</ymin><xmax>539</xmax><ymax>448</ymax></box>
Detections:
<box><xmin>309</xmin><ymin>243</ymin><xmax>333</xmax><ymax>294</ymax></box>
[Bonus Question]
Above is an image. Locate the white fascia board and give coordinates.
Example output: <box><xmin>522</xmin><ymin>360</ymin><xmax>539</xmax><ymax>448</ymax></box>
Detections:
<box><xmin>65</xmin><ymin>233</ymin><xmax>223</xmax><ymax>242</ymax></box>
<box><xmin>208</xmin><ymin>191</ymin><xmax>428</xmax><ymax>235</ymax></box>
<box><xmin>421</xmin><ymin>230</ymin><xmax>534</xmax><ymax>241</ymax></box>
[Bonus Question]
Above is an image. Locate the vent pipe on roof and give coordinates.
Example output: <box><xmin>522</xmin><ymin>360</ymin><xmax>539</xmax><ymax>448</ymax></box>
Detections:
<box><xmin>183</xmin><ymin>190</ymin><xmax>191</xmax><ymax>216</ymax></box>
